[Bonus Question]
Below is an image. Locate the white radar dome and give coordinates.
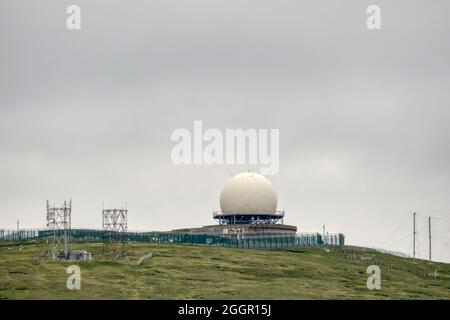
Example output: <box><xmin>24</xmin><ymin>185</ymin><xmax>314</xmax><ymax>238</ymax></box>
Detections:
<box><xmin>219</xmin><ymin>172</ymin><xmax>278</xmax><ymax>215</ymax></box>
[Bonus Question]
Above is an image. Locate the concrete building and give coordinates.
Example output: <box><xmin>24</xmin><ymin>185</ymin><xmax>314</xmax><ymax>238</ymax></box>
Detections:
<box><xmin>69</xmin><ymin>250</ymin><xmax>92</xmax><ymax>261</ymax></box>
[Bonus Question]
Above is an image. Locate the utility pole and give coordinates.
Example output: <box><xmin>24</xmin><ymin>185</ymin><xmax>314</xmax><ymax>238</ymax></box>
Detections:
<box><xmin>17</xmin><ymin>219</ymin><xmax>19</xmax><ymax>233</ymax></box>
<box><xmin>428</xmin><ymin>217</ymin><xmax>432</xmax><ymax>262</ymax></box>
<box><xmin>413</xmin><ymin>212</ymin><xmax>416</xmax><ymax>259</ymax></box>
<box><xmin>322</xmin><ymin>224</ymin><xmax>326</xmax><ymax>245</ymax></box>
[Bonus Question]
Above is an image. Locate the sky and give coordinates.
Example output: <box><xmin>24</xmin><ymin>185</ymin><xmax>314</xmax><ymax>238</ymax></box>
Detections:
<box><xmin>1</xmin><ymin>0</ymin><xmax>449</xmax><ymax>262</ymax></box>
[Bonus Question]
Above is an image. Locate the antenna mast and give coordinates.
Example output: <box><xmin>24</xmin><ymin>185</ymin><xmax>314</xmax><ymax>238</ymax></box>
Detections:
<box><xmin>428</xmin><ymin>217</ymin><xmax>432</xmax><ymax>262</ymax></box>
<box><xmin>413</xmin><ymin>212</ymin><xmax>417</xmax><ymax>259</ymax></box>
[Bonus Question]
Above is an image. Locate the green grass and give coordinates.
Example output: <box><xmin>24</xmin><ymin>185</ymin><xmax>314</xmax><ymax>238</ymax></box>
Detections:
<box><xmin>0</xmin><ymin>241</ymin><xmax>449</xmax><ymax>299</ymax></box>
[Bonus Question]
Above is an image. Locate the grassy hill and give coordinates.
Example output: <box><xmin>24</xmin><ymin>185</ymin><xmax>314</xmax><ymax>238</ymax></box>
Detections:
<box><xmin>0</xmin><ymin>241</ymin><xmax>448</xmax><ymax>299</ymax></box>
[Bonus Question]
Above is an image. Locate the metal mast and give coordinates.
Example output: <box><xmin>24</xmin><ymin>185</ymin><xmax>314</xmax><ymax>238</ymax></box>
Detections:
<box><xmin>413</xmin><ymin>212</ymin><xmax>416</xmax><ymax>259</ymax></box>
<box><xmin>428</xmin><ymin>216</ymin><xmax>432</xmax><ymax>262</ymax></box>
<box><xmin>46</xmin><ymin>200</ymin><xmax>72</xmax><ymax>260</ymax></box>
<box><xmin>102</xmin><ymin>206</ymin><xmax>128</xmax><ymax>258</ymax></box>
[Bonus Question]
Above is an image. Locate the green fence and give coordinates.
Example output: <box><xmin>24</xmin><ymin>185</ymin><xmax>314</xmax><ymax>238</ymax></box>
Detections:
<box><xmin>0</xmin><ymin>228</ymin><xmax>345</xmax><ymax>248</ymax></box>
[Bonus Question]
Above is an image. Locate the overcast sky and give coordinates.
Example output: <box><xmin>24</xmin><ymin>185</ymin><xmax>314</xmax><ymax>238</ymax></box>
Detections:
<box><xmin>1</xmin><ymin>1</ymin><xmax>449</xmax><ymax>262</ymax></box>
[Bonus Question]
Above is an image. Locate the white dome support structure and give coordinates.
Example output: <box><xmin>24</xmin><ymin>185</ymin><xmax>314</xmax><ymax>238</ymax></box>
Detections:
<box><xmin>213</xmin><ymin>210</ymin><xmax>285</xmax><ymax>225</ymax></box>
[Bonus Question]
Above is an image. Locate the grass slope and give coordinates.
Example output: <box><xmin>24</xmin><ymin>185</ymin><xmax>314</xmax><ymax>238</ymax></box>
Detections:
<box><xmin>0</xmin><ymin>241</ymin><xmax>449</xmax><ymax>299</ymax></box>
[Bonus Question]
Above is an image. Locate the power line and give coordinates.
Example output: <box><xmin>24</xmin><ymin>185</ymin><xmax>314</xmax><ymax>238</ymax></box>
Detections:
<box><xmin>415</xmin><ymin>219</ymin><xmax>429</xmax><ymax>260</ymax></box>
<box><xmin>388</xmin><ymin>230</ymin><xmax>412</xmax><ymax>248</ymax></box>
<box><xmin>381</xmin><ymin>215</ymin><xmax>411</xmax><ymax>248</ymax></box>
